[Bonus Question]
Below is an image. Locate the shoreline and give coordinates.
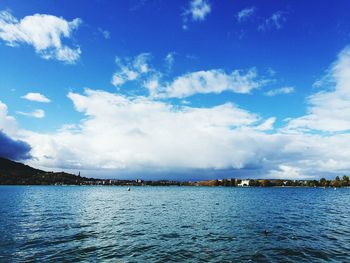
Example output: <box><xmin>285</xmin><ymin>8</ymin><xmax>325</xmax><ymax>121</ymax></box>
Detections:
<box><xmin>1</xmin><ymin>184</ymin><xmax>349</xmax><ymax>189</ymax></box>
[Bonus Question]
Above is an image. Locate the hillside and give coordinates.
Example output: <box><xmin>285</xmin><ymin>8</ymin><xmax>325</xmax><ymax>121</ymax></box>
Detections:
<box><xmin>0</xmin><ymin>157</ymin><xmax>95</xmax><ymax>185</ymax></box>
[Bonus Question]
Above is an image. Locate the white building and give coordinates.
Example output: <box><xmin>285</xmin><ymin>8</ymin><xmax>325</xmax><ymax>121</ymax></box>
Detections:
<box><xmin>237</xmin><ymin>179</ymin><xmax>250</xmax><ymax>187</ymax></box>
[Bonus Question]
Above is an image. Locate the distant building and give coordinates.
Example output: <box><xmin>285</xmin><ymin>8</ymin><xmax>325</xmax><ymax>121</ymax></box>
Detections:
<box><xmin>238</xmin><ymin>179</ymin><xmax>250</xmax><ymax>187</ymax></box>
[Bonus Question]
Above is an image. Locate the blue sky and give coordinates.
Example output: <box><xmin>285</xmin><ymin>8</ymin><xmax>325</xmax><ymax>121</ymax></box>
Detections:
<box><xmin>1</xmin><ymin>0</ymin><xmax>350</xmax><ymax>180</ymax></box>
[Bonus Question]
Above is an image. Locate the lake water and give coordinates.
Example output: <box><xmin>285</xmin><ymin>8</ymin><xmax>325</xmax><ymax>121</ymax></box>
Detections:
<box><xmin>0</xmin><ymin>186</ymin><xmax>349</xmax><ymax>262</ymax></box>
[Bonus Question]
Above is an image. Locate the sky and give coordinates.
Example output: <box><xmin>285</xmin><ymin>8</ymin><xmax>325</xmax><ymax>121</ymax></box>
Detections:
<box><xmin>1</xmin><ymin>0</ymin><xmax>350</xmax><ymax>180</ymax></box>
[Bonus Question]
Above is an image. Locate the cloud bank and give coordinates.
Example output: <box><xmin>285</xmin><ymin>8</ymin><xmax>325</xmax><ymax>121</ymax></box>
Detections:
<box><xmin>3</xmin><ymin>45</ymin><xmax>350</xmax><ymax>180</ymax></box>
<box><xmin>25</xmin><ymin>89</ymin><xmax>267</xmax><ymax>172</ymax></box>
<box><xmin>0</xmin><ymin>102</ymin><xmax>31</xmax><ymax>160</ymax></box>
<box><xmin>0</xmin><ymin>130</ymin><xmax>31</xmax><ymax>161</ymax></box>
<box><xmin>0</xmin><ymin>101</ymin><xmax>17</xmax><ymax>135</ymax></box>
<box><xmin>21</xmin><ymin>86</ymin><xmax>350</xmax><ymax>179</ymax></box>
<box><xmin>286</xmin><ymin>47</ymin><xmax>350</xmax><ymax>132</ymax></box>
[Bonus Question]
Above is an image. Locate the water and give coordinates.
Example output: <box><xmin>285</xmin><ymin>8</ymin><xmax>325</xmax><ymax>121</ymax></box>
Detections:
<box><xmin>0</xmin><ymin>186</ymin><xmax>349</xmax><ymax>262</ymax></box>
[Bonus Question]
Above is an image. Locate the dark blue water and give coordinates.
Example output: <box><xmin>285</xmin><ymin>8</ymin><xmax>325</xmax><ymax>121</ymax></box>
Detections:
<box><xmin>0</xmin><ymin>186</ymin><xmax>349</xmax><ymax>262</ymax></box>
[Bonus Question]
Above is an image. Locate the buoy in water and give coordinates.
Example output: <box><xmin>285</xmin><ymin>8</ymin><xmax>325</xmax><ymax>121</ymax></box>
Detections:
<box><xmin>264</xmin><ymin>229</ymin><xmax>269</xmax><ymax>236</ymax></box>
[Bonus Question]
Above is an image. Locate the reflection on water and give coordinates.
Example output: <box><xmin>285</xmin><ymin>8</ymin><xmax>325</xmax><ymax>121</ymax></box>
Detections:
<box><xmin>0</xmin><ymin>186</ymin><xmax>350</xmax><ymax>262</ymax></box>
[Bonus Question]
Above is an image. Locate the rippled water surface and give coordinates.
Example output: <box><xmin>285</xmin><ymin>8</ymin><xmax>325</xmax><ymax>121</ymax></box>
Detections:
<box><xmin>1</xmin><ymin>186</ymin><xmax>350</xmax><ymax>262</ymax></box>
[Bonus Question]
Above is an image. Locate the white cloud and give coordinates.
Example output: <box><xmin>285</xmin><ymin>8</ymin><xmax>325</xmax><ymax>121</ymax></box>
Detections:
<box><xmin>165</xmin><ymin>52</ymin><xmax>175</xmax><ymax>71</ymax></box>
<box><xmin>17</xmin><ymin>109</ymin><xmax>45</xmax><ymax>118</ymax></box>
<box><xmin>258</xmin><ymin>11</ymin><xmax>286</xmax><ymax>31</ymax></box>
<box><xmin>55</xmin><ymin>46</ymin><xmax>81</xmax><ymax>63</ymax></box>
<box><xmin>3</xmin><ymin>44</ymin><xmax>350</xmax><ymax>180</ymax></box>
<box><xmin>187</xmin><ymin>0</ymin><xmax>211</xmax><ymax>21</ymax></box>
<box><xmin>111</xmin><ymin>53</ymin><xmax>267</xmax><ymax>98</ymax></box>
<box><xmin>111</xmin><ymin>53</ymin><xmax>152</xmax><ymax>87</ymax></box>
<box><xmin>286</xmin><ymin>46</ymin><xmax>350</xmax><ymax>132</ymax></box>
<box><xmin>0</xmin><ymin>101</ymin><xmax>17</xmax><ymax>135</ymax></box>
<box><xmin>23</xmin><ymin>89</ymin><xmax>350</xmax><ymax>179</ymax></box>
<box><xmin>268</xmin><ymin>165</ymin><xmax>313</xmax><ymax>179</ymax></box>
<box><xmin>264</xmin><ymin>86</ymin><xmax>295</xmax><ymax>96</ymax></box>
<box><xmin>267</xmin><ymin>68</ymin><xmax>276</xmax><ymax>77</ymax></box>
<box><xmin>183</xmin><ymin>0</ymin><xmax>211</xmax><ymax>29</ymax></box>
<box><xmin>21</xmin><ymin>92</ymin><xmax>51</xmax><ymax>103</ymax></box>
<box><xmin>144</xmin><ymin>77</ymin><xmax>161</xmax><ymax>97</ymax></box>
<box><xmin>0</xmin><ymin>10</ymin><xmax>81</xmax><ymax>63</ymax></box>
<box><xmin>152</xmin><ymin>68</ymin><xmax>266</xmax><ymax>98</ymax></box>
<box><xmin>5</xmin><ymin>86</ymin><xmax>350</xmax><ymax>180</ymax></box>
<box><xmin>98</xmin><ymin>28</ymin><xmax>110</xmax><ymax>39</ymax></box>
<box><xmin>267</xmin><ymin>133</ymin><xmax>350</xmax><ymax>178</ymax></box>
<box><xmin>255</xmin><ymin>117</ymin><xmax>276</xmax><ymax>131</ymax></box>
<box><xmin>23</xmin><ymin>89</ymin><xmax>275</xmax><ymax>172</ymax></box>
<box><xmin>237</xmin><ymin>7</ymin><xmax>256</xmax><ymax>23</ymax></box>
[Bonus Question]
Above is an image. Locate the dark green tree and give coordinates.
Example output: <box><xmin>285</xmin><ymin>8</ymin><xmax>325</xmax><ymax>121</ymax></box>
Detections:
<box><xmin>235</xmin><ymin>179</ymin><xmax>242</xmax><ymax>186</ymax></box>
<box><xmin>274</xmin><ymin>179</ymin><xmax>284</xmax><ymax>187</ymax></box>
<box><xmin>319</xmin><ymin>178</ymin><xmax>327</xmax><ymax>187</ymax></box>
<box><xmin>261</xmin><ymin>179</ymin><xmax>271</xmax><ymax>187</ymax></box>
<box><xmin>249</xmin><ymin>179</ymin><xmax>256</xmax><ymax>187</ymax></box>
<box><xmin>342</xmin><ymin>175</ymin><xmax>349</xmax><ymax>187</ymax></box>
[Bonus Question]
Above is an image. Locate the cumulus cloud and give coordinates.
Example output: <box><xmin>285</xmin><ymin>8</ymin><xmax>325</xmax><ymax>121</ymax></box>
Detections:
<box><xmin>0</xmin><ymin>101</ymin><xmax>31</xmax><ymax>160</ymax></box>
<box><xmin>13</xmin><ymin>85</ymin><xmax>350</xmax><ymax>180</ymax></box>
<box><xmin>0</xmin><ymin>10</ymin><xmax>81</xmax><ymax>63</ymax></box>
<box><xmin>182</xmin><ymin>0</ymin><xmax>211</xmax><ymax>29</ymax></box>
<box><xmin>152</xmin><ymin>68</ymin><xmax>266</xmax><ymax>98</ymax></box>
<box><xmin>258</xmin><ymin>11</ymin><xmax>286</xmax><ymax>31</ymax></box>
<box><xmin>237</xmin><ymin>7</ymin><xmax>256</xmax><ymax>23</ymax></box>
<box><xmin>264</xmin><ymin>133</ymin><xmax>350</xmax><ymax>179</ymax></box>
<box><xmin>255</xmin><ymin>117</ymin><xmax>276</xmax><ymax>131</ymax></box>
<box><xmin>0</xmin><ymin>130</ymin><xmax>31</xmax><ymax>160</ymax></box>
<box><xmin>23</xmin><ymin>88</ymin><xmax>350</xmax><ymax>180</ymax></box>
<box><xmin>268</xmin><ymin>165</ymin><xmax>312</xmax><ymax>179</ymax></box>
<box><xmin>17</xmin><ymin>109</ymin><xmax>45</xmax><ymax>118</ymax></box>
<box><xmin>111</xmin><ymin>53</ymin><xmax>152</xmax><ymax>87</ymax></box>
<box><xmin>0</xmin><ymin>101</ymin><xmax>17</xmax><ymax>135</ymax></box>
<box><xmin>144</xmin><ymin>76</ymin><xmax>161</xmax><ymax>97</ymax></box>
<box><xmin>4</xmin><ymin>44</ymin><xmax>350</xmax><ymax>180</ymax></box>
<box><xmin>264</xmin><ymin>86</ymin><xmax>295</xmax><ymax>96</ymax></box>
<box><xmin>286</xmin><ymin>46</ymin><xmax>350</xmax><ymax>132</ymax></box>
<box><xmin>4</xmin><ymin>45</ymin><xmax>350</xmax><ymax>180</ymax></box>
<box><xmin>21</xmin><ymin>92</ymin><xmax>51</xmax><ymax>103</ymax></box>
<box><xmin>23</xmin><ymin>89</ymin><xmax>278</xmax><ymax>172</ymax></box>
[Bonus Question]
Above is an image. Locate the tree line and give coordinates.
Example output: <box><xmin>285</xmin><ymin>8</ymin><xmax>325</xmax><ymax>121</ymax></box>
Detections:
<box><xmin>198</xmin><ymin>175</ymin><xmax>350</xmax><ymax>187</ymax></box>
